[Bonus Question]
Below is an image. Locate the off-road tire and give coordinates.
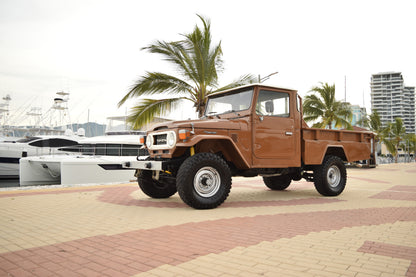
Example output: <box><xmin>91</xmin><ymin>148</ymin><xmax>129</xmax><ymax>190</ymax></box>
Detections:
<box><xmin>138</xmin><ymin>170</ymin><xmax>177</xmax><ymax>198</ymax></box>
<box><xmin>263</xmin><ymin>175</ymin><xmax>292</xmax><ymax>190</ymax></box>
<box><xmin>176</xmin><ymin>153</ymin><xmax>232</xmax><ymax>209</ymax></box>
<box><xmin>313</xmin><ymin>155</ymin><xmax>347</xmax><ymax>196</ymax></box>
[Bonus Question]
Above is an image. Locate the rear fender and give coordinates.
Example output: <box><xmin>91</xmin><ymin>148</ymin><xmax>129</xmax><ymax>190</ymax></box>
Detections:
<box><xmin>322</xmin><ymin>146</ymin><xmax>347</xmax><ymax>163</ymax></box>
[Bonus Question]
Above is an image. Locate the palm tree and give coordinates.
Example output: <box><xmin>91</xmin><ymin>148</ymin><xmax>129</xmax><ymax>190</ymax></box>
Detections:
<box><xmin>118</xmin><ymin>15</ymin><xmax>256</xmax><ymax>129</ymax></box>
<box><xmin>402</xmin><ymin>133</ymin><xmax>416</xmax><ymax>162</ymax></box>
<box><xmin>363</xmin><ymin>110</ymin><xmax>387</xmax><ymax>160</ymax></box>
<box><xmin>384</xmin><ymin>117</ymin><xmax>406</xmax><ymax>163</ymax></box>
<box><xmin>367</xmin><ymin>110</ymin><xmax>383</xmax><ymax>140</ymax></box>
<box><xmin>358</xmin><ymin>110</ymin><xmax>386</xmax><ymax>141</ymax></box>
<box><xmin>303</xmin><ymin>82</ymin><xmax>352</xmax><ymax>129</ymax></box>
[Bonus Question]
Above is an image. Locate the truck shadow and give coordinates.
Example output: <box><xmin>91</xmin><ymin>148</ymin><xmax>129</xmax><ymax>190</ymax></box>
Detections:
<box><xmin>97</xmin><ymin>185</ymin><xmax>343</xmax><ymax>209</ymax></box>
<box><xmin>223</xmin><ymin>187</ymin><xmax>343</xmax><ymax>208</ymax></box>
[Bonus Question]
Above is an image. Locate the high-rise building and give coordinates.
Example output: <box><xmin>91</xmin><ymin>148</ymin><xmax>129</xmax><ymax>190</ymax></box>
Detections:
<box><xmin>370</xmin><ymin>72</ymin><xmax>415</xmax><ymax>134</ymax></box>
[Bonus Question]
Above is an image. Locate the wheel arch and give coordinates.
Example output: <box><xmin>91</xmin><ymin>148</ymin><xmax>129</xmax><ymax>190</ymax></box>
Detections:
<box><xmin>193</xmin><ymin>138</ymin><xmax>250</xmax><ymax>170</ymax></box>
<box><xmin>324</xmin><ymin>146</ymin><xmax>347</xmax><ymax>162</ymax></box>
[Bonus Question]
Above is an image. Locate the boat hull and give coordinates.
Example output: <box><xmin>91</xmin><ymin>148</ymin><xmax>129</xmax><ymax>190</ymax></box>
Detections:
<box><xmin>19</xmin><ymin>156</ymin><xmax>62</xmax><ymax>185</ymax></box>
<box><xmin>20</xmin><ymin>155</ymin><xmax>137</xmax><ymax>186</ymax></box>
<box><xmin>0</xmin><ymin>165</ymin><xmax>19</xmax><ymax>179</ymax></box>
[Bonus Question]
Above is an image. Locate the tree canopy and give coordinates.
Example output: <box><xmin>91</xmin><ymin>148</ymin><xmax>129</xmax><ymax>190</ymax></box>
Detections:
<box><xmin>303</xmin><ymin>82</ymin><xmax>352</xmax><ymax>129</ymax></box>
<box><xmin>119</xmin><ymin>15</ymin><xmax>256</xmax><ymax>129</ymax></box>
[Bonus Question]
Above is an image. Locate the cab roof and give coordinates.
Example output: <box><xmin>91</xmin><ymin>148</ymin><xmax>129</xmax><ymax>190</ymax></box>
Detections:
<box><xmin>208</xmin><ymin>83</ymin><xmax>297</xmax><ymax>98</ymax></box>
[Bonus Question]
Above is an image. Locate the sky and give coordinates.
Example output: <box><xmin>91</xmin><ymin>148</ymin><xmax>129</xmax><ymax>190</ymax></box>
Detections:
<box><xmin>0</xmin><ymin>0</ymin><xmax>415</xmax><ymax>127</ymax></box>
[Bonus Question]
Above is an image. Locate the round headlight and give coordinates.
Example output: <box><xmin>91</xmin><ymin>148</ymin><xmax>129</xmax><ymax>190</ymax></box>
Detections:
<box><xmin>167</xmin><ymin>132</ymin><xmax>176</xmax><ymax>147</ymax></box>
<box><xmin>146</xmin><ymin>135</ymin><xmax>153</xmax><ymax>148</ymax></box>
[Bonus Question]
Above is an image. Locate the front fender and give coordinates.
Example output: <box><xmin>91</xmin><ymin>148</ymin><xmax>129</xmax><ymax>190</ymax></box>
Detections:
<box><xmin>176</xmin><ymin>135</ymin><xmax>250</xmax><ymax>169</ymax></box>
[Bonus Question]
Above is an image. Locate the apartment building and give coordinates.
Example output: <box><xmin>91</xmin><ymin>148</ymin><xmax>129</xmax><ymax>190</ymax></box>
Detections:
<box><xmin>370</xmin><ymin>72</ymin><xmax>415</xmax><ymax>134</ymax></box>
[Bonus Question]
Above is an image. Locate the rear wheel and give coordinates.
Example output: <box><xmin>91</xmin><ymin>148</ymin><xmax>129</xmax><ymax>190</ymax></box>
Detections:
<box><xmin>138</xmin><ymin>170</ymin><xmax>177</xmax><ymax>198</ymax></box>
<box><xmin>177</xmin><ymin>153</ymin><xmax>232</xmax><ymax>209</ymax></box>
<box><xmin>313</xmin><ymin>155</ymin><xmax>346</xmax><ymax>196</ymax></box>
<box><xmin>263</xmin><ymin>175</ymin><xmax>291</xmax><ymax>190</ymax></box>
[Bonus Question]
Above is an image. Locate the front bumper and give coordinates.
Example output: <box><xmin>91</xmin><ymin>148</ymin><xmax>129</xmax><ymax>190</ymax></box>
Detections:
<box><xmin>122</xmin><ymin>160</ymin><xmax>163</xmax><ymax>171</ymax></box>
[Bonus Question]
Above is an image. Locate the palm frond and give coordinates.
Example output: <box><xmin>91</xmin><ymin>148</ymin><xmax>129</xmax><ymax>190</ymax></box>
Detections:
<box><xmin>303</xmin><ymin>82</ymin><xmax>352</xmax><ymax>129</ymax></box>
<box><xmin>303</xmin><ymin>94</ymin><xmax>326</xmax><ymax>111</ymax></box>
<box><xmin>369</xmin><ymin>110</ymin><xmax>382</xmax><ymax>131</ymax></box>
<box><xmin>118</xmin><ymin>73</ymin><xmax>193</xmax><ymax>107</ymax></box>
<box><xmin>334</xmin><ymin>117</ymin><xmax>352</xmax><ymax>130</ymax></box>
<box><xmin>181</xmin><ymin>15</ymin><xmax>223</xmax><ymax>93</ymax></box>
<box><xmin>383</xmin><ymin>139</ymin><xmax>397</xmax><ymax>156</ymax></box>
<box><xmin>303</xmin><ymin>114</ymin><xmax>321</xmax><ymax>122</ymax></box>
<box><xmin>303</xmin><ymin>105</ymin><xmax>324</xmax><ymax>117</ymax></box>
<box><xmin>142</xmin><ymin>40</ymin><xmax>195</xmax><ymax>80</ymax></box>
<box><xmin>119</xmin><ymin>14</ymin><xmax>255</xmax><ymax>121</ymax></box>
<box><xmin>127</xmin><ymin>97</ymin><xmax>184</xmax><ymax>130</ymax></box>
<box><xmin>312</xmin><ymin>121</ymin><xmax>327</xmax><ymax>128</ymax></box>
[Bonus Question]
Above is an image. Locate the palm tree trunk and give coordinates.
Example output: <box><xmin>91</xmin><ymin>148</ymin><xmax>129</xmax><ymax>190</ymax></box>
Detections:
<box><xmin>198</xmin><ymin>108</ymin><xmax>204</xmax><ymax>118</ymax></box>
<box><xmin>395</xmin><ymin>142</ymin><xmax>399</xmax><ymax>163</ymax></box>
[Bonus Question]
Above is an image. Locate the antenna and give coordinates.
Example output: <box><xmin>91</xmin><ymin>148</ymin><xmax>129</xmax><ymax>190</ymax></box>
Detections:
<box><xmin>259</xmin><ymin>72</ymin><xmax>279</xmax><ymax>83</ymax></box>
<box><xmin>344</xmin><ymin>76</ymin><xmax>347</xmax><ymax>102</ymax></box>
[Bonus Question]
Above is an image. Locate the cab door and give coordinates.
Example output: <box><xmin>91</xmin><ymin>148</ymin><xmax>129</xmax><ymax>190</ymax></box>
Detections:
<box><xmin>253</xmin><ymin>89</ymin><xmax>299</xmax><ymax>167</ymax></box>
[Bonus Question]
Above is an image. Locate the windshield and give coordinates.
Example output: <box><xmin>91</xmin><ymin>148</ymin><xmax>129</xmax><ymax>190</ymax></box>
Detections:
<box><xmin>205</xmin><ymin>88</ymin><xmax>253</xmax><ymax>116</ymax></box>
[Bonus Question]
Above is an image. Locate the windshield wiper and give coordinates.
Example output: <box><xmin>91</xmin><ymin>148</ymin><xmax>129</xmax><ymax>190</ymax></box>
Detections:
<box><xmin>206</xmin><ymin>111</ymin><xmax>220</xmax><ymax>119</ymax></box>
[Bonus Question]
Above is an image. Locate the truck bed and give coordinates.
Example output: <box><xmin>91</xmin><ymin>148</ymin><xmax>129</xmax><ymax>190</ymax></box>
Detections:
<box><xmin>301</xmin><ymin>128</ymin><xmax>375</xmax><ymax>165</ymax></box>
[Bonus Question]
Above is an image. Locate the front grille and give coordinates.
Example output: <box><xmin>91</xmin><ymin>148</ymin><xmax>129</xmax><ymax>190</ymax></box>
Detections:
<box><xmin>154</xmin><ymin>134</ymin><xmax>167</xmax><ymax>145</ymax></box>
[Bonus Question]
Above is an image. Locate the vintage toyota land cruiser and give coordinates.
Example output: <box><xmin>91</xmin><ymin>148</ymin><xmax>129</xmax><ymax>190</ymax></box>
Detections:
<box><xmin>123</xmin><ymin>84</ymin><xmax>375</xmax><ymax>209</ymax></box>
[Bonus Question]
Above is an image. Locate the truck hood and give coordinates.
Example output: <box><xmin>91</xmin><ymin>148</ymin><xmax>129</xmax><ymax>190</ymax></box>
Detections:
<box><xmin>149</xmin><ymin>118</ymin><xmax>241</xmax><ymax>131</ymax></box>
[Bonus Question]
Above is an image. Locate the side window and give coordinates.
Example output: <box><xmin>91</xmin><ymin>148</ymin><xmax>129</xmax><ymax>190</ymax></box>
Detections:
<box><xmin>106</xmin><ymin>144</ymin><xmax>121</xmax><ymax>156</ymax></box>
<box><xmin>256</xmin><ymin>90</ymin><xmax>290</xmax><ymax>117</ymax></box>
<box><xmin>95</xmin><ymin>144</ymin><xmax>105</xmax><ymax>155</ymax></box>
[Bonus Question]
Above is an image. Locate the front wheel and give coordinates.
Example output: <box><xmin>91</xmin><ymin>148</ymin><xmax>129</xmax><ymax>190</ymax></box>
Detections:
<box><xmin>176</xmin><ymin>153</ymin><xmax>232</xmax><ymax>209</ymax></box>
<box><xmin>138</xmin><ymin>170</ymin><xmax>177</xmax><ymax>198</ymax></box>
<box><xmin>313</xmin><ymin>155</ymin><xmax>347</xmax><ymax>196</ymax></box>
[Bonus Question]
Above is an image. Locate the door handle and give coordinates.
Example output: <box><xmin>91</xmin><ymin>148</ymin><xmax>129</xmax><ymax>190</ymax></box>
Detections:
<box><xmin>285</xmin><ymin>131</ymin><xmax>293</xmax><ymax>136</ymax></box>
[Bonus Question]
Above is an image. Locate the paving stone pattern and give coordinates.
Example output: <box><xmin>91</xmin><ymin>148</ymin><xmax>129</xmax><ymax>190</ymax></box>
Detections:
<box><xmin>0</xmin><ymin>163</ymin><xmax>415</xmax><ymax>277</ymax></box>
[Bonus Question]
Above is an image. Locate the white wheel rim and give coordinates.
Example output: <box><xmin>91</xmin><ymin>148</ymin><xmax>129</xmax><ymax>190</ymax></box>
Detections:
<box><xmin>194</xmin><ymin>166</ymin><xmax>221</xmax><ymax>198</ymax></box>
<box><xmin>327</xmin><ymin>165</ymin><xmax>341</xmax><ymax>188</ymax></box>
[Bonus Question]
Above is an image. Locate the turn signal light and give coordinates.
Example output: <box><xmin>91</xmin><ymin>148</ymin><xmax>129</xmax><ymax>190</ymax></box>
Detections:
<box><xmin>178</xmin><ymin>129</ymin><xmax>191</xmax><ymax>140</ymax></box>
<box><xmin>139</xmin><ymin>136</ymin><xmax>145</xmax><ymax>144</ymax></box>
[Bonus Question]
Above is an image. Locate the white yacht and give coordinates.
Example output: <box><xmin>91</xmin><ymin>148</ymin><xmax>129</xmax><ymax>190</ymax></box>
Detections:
<box><xmin>0</xmin><ymin>131</ymin><xmax>82</xmax><ymax>178</ymax></box>
<box><xmin>0</xmin><ymin>91</ymin><xmax>82</xmax><ymax>179</ymax></box>
<box><xmin>19</xmin><ymin>117</ymin><xmax>148</xmax><ymax>186</ymax></box>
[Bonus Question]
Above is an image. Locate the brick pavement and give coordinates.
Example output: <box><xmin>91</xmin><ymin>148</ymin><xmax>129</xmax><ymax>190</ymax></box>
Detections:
<box><xmin>0</xmin><ymin>163</ymin><xmax>415</xmax><ymax>277</ymax></box>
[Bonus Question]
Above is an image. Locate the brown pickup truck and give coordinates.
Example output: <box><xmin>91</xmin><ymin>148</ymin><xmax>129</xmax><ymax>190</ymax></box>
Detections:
<box><xmin>123</xmin><ymin>84</ymin><xmax>376</xmax><ymax>209</ymax></box>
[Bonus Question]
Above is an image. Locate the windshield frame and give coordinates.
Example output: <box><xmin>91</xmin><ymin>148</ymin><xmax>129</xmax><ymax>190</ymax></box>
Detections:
<box><xmin>205</xmin><ymin>88</ymin><xmax>254</xmax><ymax>117</ymax></box>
